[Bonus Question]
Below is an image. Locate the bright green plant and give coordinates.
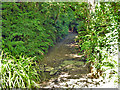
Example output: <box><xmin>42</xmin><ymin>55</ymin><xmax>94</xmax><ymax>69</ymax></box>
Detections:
<box><xmin>1</xmin><ymin>52</ymin><xmax>41</xmax><ymax>88</ymax></box>
<box><xmin>2</xmin><ymin>2</ymin><xmax>75</xmax><ymax>60</ymax></box>
<box><xmin>76</xmin><ymin>2</ymin><xmax>119</xmax><ymax>77</ymax></box>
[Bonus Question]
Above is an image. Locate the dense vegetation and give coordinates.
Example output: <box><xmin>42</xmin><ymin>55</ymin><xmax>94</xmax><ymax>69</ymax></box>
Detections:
<box><xmin>76</xmin><ymin>2</ymin><xmax>119</xmax><ymax>78</ymax></box>
<box><xmin>1</xmin><ymin>2</ymin><xmax>77</xmax><ymax>88</ymax></box>
<box><xmin>2</xmin><ymin>2</ymin><xmax>74</xmax><ymax>59</ymax></box>
<box><xmin>1</xmin><ymin>2</ymin><xmax>119</xmax><ymax>88</ymax></box>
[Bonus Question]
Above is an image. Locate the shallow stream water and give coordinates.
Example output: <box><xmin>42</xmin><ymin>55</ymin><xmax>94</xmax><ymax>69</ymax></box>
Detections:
<box><xmin>42</xmin><ymin>32</ymin><xmax>82</xmax><ymax>67</ymax></box>
<box><xmin>39</xmin><ymin>32</ymin><xmax>118</xmax><ymax>88</ymax></box>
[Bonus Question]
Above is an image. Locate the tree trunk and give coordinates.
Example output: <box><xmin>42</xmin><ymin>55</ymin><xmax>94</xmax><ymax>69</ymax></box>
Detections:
<box><xmin>88</xmin><ymin>0</ymin><xmax>95</xmax><ymax>13</ymax></box>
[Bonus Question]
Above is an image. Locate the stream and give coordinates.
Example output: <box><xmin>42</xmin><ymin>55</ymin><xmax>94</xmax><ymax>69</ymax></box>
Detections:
<box><xmin>39</xmin><ymin>32</ymin><xmax>118</xmax><ymax>88</ymax></box>
<box><xmin>41</xmin><ymin>32</ymin><xmax>83</xmax><ymax>67</ymax></box>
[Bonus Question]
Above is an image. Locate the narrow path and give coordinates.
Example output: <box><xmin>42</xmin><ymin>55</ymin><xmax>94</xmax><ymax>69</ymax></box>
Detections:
<box><xmin>39</xmin><ymin>32</ymin><xmax>118</xmax><ymax>88</ymax></box>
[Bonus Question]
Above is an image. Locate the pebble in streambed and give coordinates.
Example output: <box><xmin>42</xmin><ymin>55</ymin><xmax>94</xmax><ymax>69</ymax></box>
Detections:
<box><xmin>40</xmin><ymin>59</ymin><xmax>117</xmax><ymax>88</ymax></box>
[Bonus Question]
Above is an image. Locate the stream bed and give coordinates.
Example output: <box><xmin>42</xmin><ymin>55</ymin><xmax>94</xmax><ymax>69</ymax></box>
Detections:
<box><xmin>39</xmin><ymin>32</ymin><xmax>118</xmax><ymax>88</ymax></box>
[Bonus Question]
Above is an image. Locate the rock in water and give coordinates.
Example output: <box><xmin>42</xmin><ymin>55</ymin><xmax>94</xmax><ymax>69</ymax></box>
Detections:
<box><xmin>45</xmin><ymin>67</ymin><xmax>54</xmax><ymax>72</ymax></box>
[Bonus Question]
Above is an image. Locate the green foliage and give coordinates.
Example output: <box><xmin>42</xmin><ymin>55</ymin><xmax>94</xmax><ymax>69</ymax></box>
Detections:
<box><xmin>2</xmin><ymin>2</ymin><xmax>119</xmax><ymax>87</ymax></box>
<box><xmin>1</xmin><ymin>52</ymin><xmax>41</xmax><ymax>88</ymax></box>
<box><xmin>2</xmin><ymin>2</ymin><xmax>73</xmax><ymax>59</ymax></box>
<box><xmin>76</xmin><ymin>2</ymin><xmax>119</xmax><ymax>76</ymax></box>
<box><xmin>2</xmin><ymin>2</ymin><xmax>76</xmax><ymax>88</ymax></box>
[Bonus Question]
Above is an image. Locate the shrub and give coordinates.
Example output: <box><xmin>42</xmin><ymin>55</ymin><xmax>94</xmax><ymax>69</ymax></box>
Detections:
<box><xmin>76</xmin><ymin>2</ymin><xmax>118</xmax><ymax>77</ymax></box>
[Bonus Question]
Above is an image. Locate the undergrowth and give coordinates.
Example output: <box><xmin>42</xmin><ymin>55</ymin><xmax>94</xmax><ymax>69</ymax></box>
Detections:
<box><xmin>1</xmin><ymin>52</ymin><xmax>41</xmax><ymax>88</ymax></box>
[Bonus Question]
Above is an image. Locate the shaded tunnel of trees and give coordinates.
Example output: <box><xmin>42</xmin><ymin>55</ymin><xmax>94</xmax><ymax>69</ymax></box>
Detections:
<box><xmin>1</xmin><ymin>2</ymin><xmax>119</xmax><ymax>88</ymax></box>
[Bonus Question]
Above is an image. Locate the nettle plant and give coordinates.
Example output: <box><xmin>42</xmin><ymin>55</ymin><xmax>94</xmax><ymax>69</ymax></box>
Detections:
<box><xmin>77</xmin><ymin>3</ymin><xmax>118</xmax><ymax>77</ymax></box>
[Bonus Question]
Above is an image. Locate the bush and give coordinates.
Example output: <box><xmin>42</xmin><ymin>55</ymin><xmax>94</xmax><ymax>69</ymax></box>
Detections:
<box><xmin>2</xmin><ymin>2</ymin><xmax>72</xmax><ymax>60</ymax></box>
<box><xmin>76</xmin><ymin>2</ymin><xmax>119</xmax><ymax>77</ymax></box>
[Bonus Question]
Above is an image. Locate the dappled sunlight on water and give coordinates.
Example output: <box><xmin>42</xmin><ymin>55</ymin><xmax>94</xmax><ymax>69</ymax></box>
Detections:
<box><xmin>39</xmin><ymin>32</ymin><xmax>118</xmax><ymax>88</ymax></box>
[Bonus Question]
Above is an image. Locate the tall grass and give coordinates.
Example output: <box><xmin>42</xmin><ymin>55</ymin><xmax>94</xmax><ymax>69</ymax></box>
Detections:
<box><xmin>1</xmin><ymin>52</ymin><xmax>41</xmax><ymax>88</ymax></box>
